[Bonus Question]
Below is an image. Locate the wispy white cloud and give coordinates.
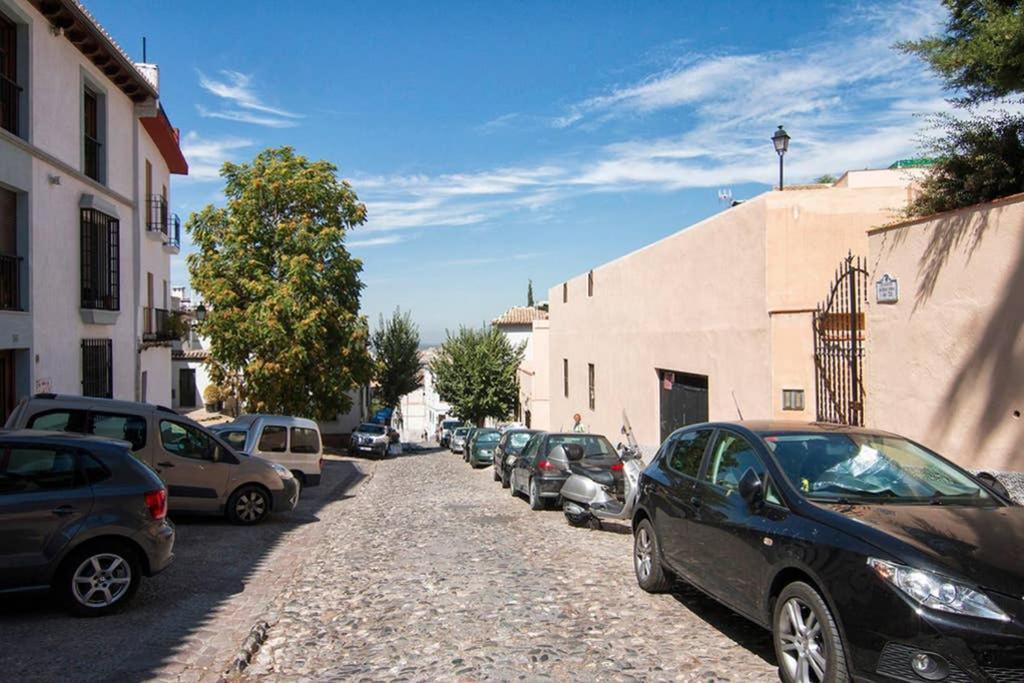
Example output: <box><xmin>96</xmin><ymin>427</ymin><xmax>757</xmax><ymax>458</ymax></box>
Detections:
<box><xmin>179</xmin><ymin>131</ymin><xmax>253</xmax><ymax>182</ymax></box>
<box><xmin>348</xmin><ymin>235</ymin><xmax>406</xmax><ymax>248</ymax></box>
<box><xmin>197</xmin><ymin>70</ymin><xmax>303</xmax><ymax>128</ymax></box>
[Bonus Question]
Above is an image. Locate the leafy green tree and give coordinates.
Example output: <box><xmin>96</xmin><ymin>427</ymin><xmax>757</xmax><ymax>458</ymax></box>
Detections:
<box><xmin>899</xmin><ymin>0</ymin><xmax>1024</xmax><ymax>106</ymax></box>
<box><xmin>527</xmin><ymin>279</ymin><xmax>535</xmax><ymax>307</ymax></box>
<box><xmin>430</xmin><ymin>326</ymin><xmax>525</xmax><ymax>426</ymax></box>
<box><xmin>372</xmin><ymin>308</ymin><xmax>422</xmax><ymax>409</ymax></box>
<box><xmin>187</xmin><ymin>146</ymin><xmax>373</xmax><ymax>420</ymax></box>
<box><xmin>813</xmin><ymin>174</ymin><xmax>837</xmax><ymax>184</ymax></box>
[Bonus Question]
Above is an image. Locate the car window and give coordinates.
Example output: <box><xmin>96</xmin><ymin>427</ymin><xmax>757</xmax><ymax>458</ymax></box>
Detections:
<box><xmin>291</xmin><ymin>427</ymin><xmax>320</xmax><ymax>454</ymax></box>
<box><xmin>26</xmin><ymin>409</ymin><xmax>87</xmax><ymax>433</ymax></box>
<box><xmin>477</xmin><ymin>431</ymin><xmax>500</xmax><ymax>444</ymax></box>
<box><xmin>359</xmin><ymin>424</ymin><xmax>386</xmax><ymax>435</ymax></box>
<box><xmin>88</xmin><ymin>412</ymin><xmax>147</xmax><ymax>452</ymax></box>
<box><xmin>0</xmin><ymin>447</ymin><xmax>80</xmax><ymax>494</ymax></box>
<box><xmin>219</xmin><ymin>430</ymin><xmax>248</xmax><ymax>451</ymax></box>
<box><xmin>159</xmin><ymin>420</ymin><xmax>215</xmax><ymax>461</ymax></box>
<box><xmin>703</xmin><ymin>431</ymin><xmax>766</xmax><ymax>492</ymax></box>
<box><xmin>258</xmin><ymin>425</ymin><xmax>287</xmax><ymax>453</ymax></box>
<box><xmin>547</xmin><ymin>435</ymin><xmax>615</xmax><ymax>458</ymax></box>
<box><xmin>666</xmin><ymin>429</ymin><xmax>713</xmax><ymax>478</ymax></box>
<box><xmin>521</xmin><ymin>435</ymin><xmax>541</xmax><ymax>461</ymax></box>
<box><xmin>764</xmin><ymin>476</ymin><xmax>783</xmax><ymax>506</ymax></box>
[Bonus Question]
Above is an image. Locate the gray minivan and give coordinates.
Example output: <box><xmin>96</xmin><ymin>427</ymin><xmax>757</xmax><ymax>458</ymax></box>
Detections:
<box><xmin>5</xmin><ymin>394</ymin><xmax>299</xmax><ymax>525</ymax></box>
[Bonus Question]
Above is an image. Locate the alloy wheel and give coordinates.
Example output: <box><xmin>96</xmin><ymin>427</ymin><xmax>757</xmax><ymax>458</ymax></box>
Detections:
<box><xmin>236</xmin><ymin>490</ymin><xmax>267</xmax><ymax>522</ymax></box>
<box><xmin>778</xmin><ymin>597</ymin><xmax>827</xmax><ymax>683</ymax></box>
<box><xmin>72</xmin><ymin>553</ymin><xmax>132</xmax><ymax>608</ymax></box>
<box><xmin>634</xmin><ymin>527</ymin><xmax>653</xmax><ymax>581</ymax></box>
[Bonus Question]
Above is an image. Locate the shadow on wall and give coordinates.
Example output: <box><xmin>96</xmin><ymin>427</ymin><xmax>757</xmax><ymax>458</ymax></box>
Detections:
<box><xmin>906</xmin><ymin>207</ymin><xmax>1024</xmax><ymax>469</ymax></box>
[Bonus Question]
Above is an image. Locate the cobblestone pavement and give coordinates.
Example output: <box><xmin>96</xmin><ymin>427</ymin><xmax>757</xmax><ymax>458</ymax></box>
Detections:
<box><xmin>0</xmin><ymin>456</ymin><xmax>367</xmax><ymax>683</ymax></box>
<box><xmin>243</xmin><ymin>448</ymin><xmax>778</xmax><ymax>682</ymax></box>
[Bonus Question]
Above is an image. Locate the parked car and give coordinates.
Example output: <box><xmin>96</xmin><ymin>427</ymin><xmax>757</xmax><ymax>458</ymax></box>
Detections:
<box><xmin>493</xmin><ymin>429</ymin><xmax>539</xmax><ymax>487</ymax></box>
<box><xmin>462</xmin><ymin>428</ymin><xmax>480</xmax><ymax>462</ymax></box>
<box><xmin>510</xmin><ymin>432</ymin><xmax>621</xmax><ymax>510</ymax></box>
<box><xmin>0</xmin><ymin>430</ymin><xmax>175</xmax><ymax>616</ymax></box>
<box><xmin>211</xmin><ymin>414</ymin><xmax>324</xmax><ymax>489</ymax></box>
<box><xmin>349</xmin><ymin>422</ymin><xmax>389</xmax><ymax>458</ymax></box>
<box><xmin>439</xmin><ymin>419</ymin><xmax>462</xmax><ymax>447</ymax></box>
<box><xmin>450</xmin><ymin>427</ymin><xmax>470</xmax><ymax>454</ymax></box>
<box><xmin>5</xmin><ymin>394</ymin><xmax>299</xmax><ymax>525</ymax></box>
<box><xmin>632</xmin><ymin>420</ymin><xmax>1024</xmax><ymax>683</ymax></box>
<box><xmin>467</xmin><ymin>428</ymin><xmax>501</xmax><ymax>468</ymax></box>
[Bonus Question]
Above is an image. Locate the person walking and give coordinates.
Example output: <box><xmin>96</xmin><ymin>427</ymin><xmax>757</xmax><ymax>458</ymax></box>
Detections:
<box><xmin>572</xmin><ymin>413</ymin><xmax>585</xmax><ymax>433</ymax></box>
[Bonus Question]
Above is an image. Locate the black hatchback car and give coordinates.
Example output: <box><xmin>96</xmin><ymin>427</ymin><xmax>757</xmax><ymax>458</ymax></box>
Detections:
<box><xmin>0</xmin><ymin>430</ymin><xmax>175</xmax><ymax>616</ymax></box>
<box><xmin>632</xmin><ymin>421</ymin><xmax>1024</xmax><ymax>683</ymax></box>
<box><xmin>493</xmin><ymin>429</ymin><xmax>539</xmax><ymax>487</ymax></box>
<box><xmin>510</xmin><ymin>432</ymin><xmax>621</xmax><ymax>510</ymax></box>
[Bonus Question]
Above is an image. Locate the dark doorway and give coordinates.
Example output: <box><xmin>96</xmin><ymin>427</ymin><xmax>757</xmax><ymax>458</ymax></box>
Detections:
<box><xmin>179</xmin><ymin>368</ymin><xmax>197</xmax><ymax>408</ymax></box>
<box><xmin>0</xmin><ymin>349</ymin><xmax>14</xmax><ymax>422</ymax></box>
<box><xmin>658</xmin><ymin>369</ymin><xmax>709</xmax><ymax>442</ymax></box>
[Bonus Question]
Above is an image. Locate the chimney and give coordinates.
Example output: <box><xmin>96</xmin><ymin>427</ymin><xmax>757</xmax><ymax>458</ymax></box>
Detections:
<box><xmin>135</xmin><ymin>62</ymin><xmax>159</xmax><ymax>93</ymax></box>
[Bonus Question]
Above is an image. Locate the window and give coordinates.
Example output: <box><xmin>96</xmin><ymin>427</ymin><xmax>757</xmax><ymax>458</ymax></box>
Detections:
<box><xmin>0</xmin><ymin>186</ymin><xmax>18</xmax><ymax>311</ymax></box>
<box><xmin>521</xmin><ymin>434</ymin><xmax>541</xmax><ymax>462</ymax></box>
<box><xmin>83</xmin><ymin>86</ymin><xmax>103</xmax><ymax>182</ymax></box>
<box><xmin>782</xmin><ymin>389</ymin><xmax>805</xmax><ymax>411</ymax></box>
<box><xmin>81</xmin><ymin>339</ymin><xmax>113</xmax><ymax>399</ymax></box>
<box><xmin>219</xmin><ymin>430</ymin><xmax>248</xmax><ymax>451</ymax></box>
<box><xmin>290</xmin><ymin>427</ymin><xmax>320</xmax><ymax>454</ymax></box>
<box><xmin>587</xmin><ymin>270</ymin><xmax>593</xmax><ymax>297</ymax></box>
<box><xmin>88</xmin><ymin>412</ymin><xmax>146</xmax><ymax>452</ymax></box>
<box><xmin>0</xmin><ymin>447</ymin><xmax>79</xmax><ymax>494</ymax></box>
<box><xmin>587</xmin><ymin>363</ymin><xmax>595</xmax><ymax>410</ymax></box>
<box><xmin>703</xmin><ymin>431</ymin><xmax>765</xmax><ymax>492</ymax></box>
<box><xmin>258</xmin><ymin>425</ymin><xmax>287</xmax><ymax>452</ymax></box>
<box><xmin>0</xmin><ymin>12</ymin><xmax>21</xmax><ymax>137</ymax></box>
<box><xmin>27</xmin><ymin>409</ymin><xmax>87</xmax><ymax>433</ymax></box>
<box><xmin>562</xmin><ymin>282</ymin><xmax>567</xmax><ymax>303</ymax></box>
<box><xmin>159</xmin><ymin>420</ymin><xmax>215</xmax><ymax>461</ymax></box>
<box><xmin>563</xmin><ymin>358</ymin><xmax>569</xmax><ymax>398</ymax></box>
<box><xmin>666</xmin><ymin>429</ymin><xmax>712</xmax><ymax>478</ymax></box>
<box><xmin>81</xmin><ymin>209</ymin><xmax>119</xmax><ymax>310</ymax></box>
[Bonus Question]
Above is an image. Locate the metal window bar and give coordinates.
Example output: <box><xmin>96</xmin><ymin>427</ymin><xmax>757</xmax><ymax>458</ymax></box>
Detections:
<box><xmin>80</xmin><ymin>209</ymin><xmax>119</xmax><ymax>310</ymax></box>
<box><xmin>0</xmin><ymin>252</ymin><xmax>19</xmax><ymax>310</ymax></box>
<box><xmin>0</xmin><ymin>73</ymin><xmax>19</xmax><ymax>137</ymax></box>
<box><xmin>81</xmin><ymin>339</ymin><xmax>112</xmax><ymax>399</ymax></box>
<box><xmin>167</xmin><ymin>213</ymin><xmax>180</xmax><ymax>247</ymax></box>
<box><xmin>147</xmin><ymin>195</ymin><xmax>168</xmax><ymax>235</ymax></box>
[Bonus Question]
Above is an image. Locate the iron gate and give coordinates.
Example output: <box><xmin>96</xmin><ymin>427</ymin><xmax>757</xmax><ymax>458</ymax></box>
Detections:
<box><xmin>813</xmin><ymin>253</ymin><xmax>869</xmax><ymax>426</ymax></box>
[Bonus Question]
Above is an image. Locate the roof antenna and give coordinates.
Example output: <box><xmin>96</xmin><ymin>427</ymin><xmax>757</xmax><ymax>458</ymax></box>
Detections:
<box><xmin>731</xmin><ymin>390</ymin><xmax>744</xmax><ymax>421</ymax></box>
<box><xmin>142</xmin><ymin>36</ymin><xmax>147</xmax><ymax>62</ymax></box>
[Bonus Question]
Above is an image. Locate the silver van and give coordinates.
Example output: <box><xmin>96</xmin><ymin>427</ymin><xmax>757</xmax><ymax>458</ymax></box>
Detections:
<box><xmin>211</xmin><ymin>415</ymin><xmax>323</xmax><ymax>488</ymax></box>
<box><xmin>5</xmin><ymin>394</ymin><xmax>299</xmax><ymax>525</ymax></box>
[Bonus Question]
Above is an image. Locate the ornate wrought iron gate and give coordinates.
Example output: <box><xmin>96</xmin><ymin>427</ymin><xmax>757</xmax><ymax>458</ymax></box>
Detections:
<box><xmin>813</xmin><ymin>253</ymin><xmax>869</xmax><ymax>426</ymax></box>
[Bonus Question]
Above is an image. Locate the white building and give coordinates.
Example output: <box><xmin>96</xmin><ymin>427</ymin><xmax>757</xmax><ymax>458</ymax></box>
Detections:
<box><xmin>0</xmin><ymin>0</ymin><xmax>187</xmax><ymax>420</ymax></box>
<box><xmin>397</xmin><ymin>347</ymin><xmax>451</xmax><ymax>441</ymax></box>
<box><xmin>492</xmin><ymin>306</ymin><xmax>549</xmax><ymax>428</ymax></box>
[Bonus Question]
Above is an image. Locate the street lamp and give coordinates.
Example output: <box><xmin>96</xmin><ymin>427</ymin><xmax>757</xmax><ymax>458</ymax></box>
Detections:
<box><xmin>772</xmin><ymin>125</ymin><xmax>790</xmax><ymax>190</ymax></box>
<box><xmin>194</xmin><ymin>303</ymin><xmax>206</xmax><ymax>322</ymax></box>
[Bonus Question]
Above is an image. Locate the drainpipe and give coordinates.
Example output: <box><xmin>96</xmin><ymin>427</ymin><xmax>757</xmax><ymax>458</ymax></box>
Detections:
<box><xmin>131</xmin><ymin>109</ymin><xmax>142</xmax><ymax>401</ymax></box>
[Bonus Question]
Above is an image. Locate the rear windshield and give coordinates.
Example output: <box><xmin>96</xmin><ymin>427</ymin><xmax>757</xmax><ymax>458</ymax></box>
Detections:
<box><xmin>508</xmin><ymin>432</ymin><xmax>534</xmax><ymax>450</ymax></box>
<box><xmin>454</xmin><ymin>428</ymin><xmax>470</xmax><ymax>437</ymax></box>
<box><xmin>548</xmin><ymin>435</ymin><xmax>616</xmax><ymax>458</ymax></box>
<box><xmin>442</xmin><ymin>421</ymin><xmax>461</xmax><ymax>429</ymax></box>
<box><xmin>476</xmin><ymin>431</ymin><xmax>500</xmax><ymax>443</ymax></box>
<box><xmin>359</xmin><ymin>424</ymin><xmax>386</xmax><ymax>435</ymax></box>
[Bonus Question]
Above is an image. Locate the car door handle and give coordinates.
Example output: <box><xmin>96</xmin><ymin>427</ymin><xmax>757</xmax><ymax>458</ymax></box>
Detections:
<box><xmin>157</xmin><ymin>461</ymin><xmax>175</xmax><ymax>468</ymax></box>
<box><xmin>51</xmin><ymin>505</ymin><xmax>75</xmax><ymax>516</ymax></box>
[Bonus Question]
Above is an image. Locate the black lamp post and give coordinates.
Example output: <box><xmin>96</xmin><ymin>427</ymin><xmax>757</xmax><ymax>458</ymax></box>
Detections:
<box><xmin>772</xmin><ymin>125</ymin><xmax>790</xmax><ymax>190</ymax></box>
<box><xmin>194</xmin><ymin>303</ymin><xmax>206</xmax><ymax>322</ymax></box>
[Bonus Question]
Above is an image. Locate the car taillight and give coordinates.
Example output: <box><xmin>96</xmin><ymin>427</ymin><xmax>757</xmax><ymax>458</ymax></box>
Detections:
<box><xmin>611</xmin><ymin>462</ymin><xmax>624</xmax><ymax>472</ymax></box>
<box><xmin>537</xmin><ymin>459</ymin><xmax>556</xmax><ymax>472</ymax></box>
<box><xmin>145</xmin><ymin>488</ymin><xmax>167</xmax><ymax>521</ymax></box>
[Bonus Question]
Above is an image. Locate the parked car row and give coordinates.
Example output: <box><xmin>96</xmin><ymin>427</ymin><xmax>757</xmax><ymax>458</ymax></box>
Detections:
<box><xmin>460</xmin><ymin>417</ymin><xmax>1024</xmax><ymax>683</ymax></box>
<box><xmin>1</xmin><ymin>393</ymin><xmax>320</xmax><ymax>616</ymax></box>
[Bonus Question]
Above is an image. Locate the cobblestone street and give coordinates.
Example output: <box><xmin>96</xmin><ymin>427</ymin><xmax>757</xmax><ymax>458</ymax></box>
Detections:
<box><xmin>243</xmin><ymin>447</ymin><xmax>778</xmax><ymax>682</ymax></box>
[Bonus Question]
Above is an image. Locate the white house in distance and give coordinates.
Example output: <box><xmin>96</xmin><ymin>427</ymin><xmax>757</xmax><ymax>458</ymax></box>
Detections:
<box><xmin>397</xmin><ymin>347</ymin><xmax>450</xmax><ymax>441</ymax></box>
<box><xmin>0</xmin><ymin>0</ymin><xmax>187</xmax><ymax>421</ymax></box>
<box><xmin>491</xmin><ymin>305</ymin><xmax>549</xmax><ymax>429</ymax></box>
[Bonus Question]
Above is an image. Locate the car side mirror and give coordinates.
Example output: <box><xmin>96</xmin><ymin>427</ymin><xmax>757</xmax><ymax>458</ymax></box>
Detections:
<box><xmin>738</xmin><ymin>467</ymin><xmax>764</xmax><ymax>508</ymax></box>
<box><xmin>977</xmin><ymin>471</ymin><xmax>1013</xmax><ymax>503</ymax></box>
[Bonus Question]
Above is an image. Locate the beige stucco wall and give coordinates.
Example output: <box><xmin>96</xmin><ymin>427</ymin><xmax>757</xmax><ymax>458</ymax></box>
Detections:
<box><xmin>867</xmin><ymin>194</ymin><xmax>1024</xmax><ymax>470</ymax></box>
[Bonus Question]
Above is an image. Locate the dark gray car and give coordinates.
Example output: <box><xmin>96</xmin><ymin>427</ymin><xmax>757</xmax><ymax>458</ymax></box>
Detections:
<box><xmin>0</xmin><ymin>430</ymin><xmax>175</xmax><ymax>616</ymax></box>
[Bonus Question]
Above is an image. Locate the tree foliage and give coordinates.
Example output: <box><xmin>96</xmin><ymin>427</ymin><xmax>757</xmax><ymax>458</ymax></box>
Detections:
<box><xmin>372</xmin><ymin>308</ymin><xmax>422</xmax><ymax>409</ymax></box>
<box><xmin>813</xmin><ymin>174</ymin><xmax>837</xmax><ymax>184</ymax></box>
<box><xmin>430</xmin><ymin>326</ymin><xmax>525</xmax><ymax>426</ymax></box>
<box><xmin>527</xmin><ymin>279</ymin><xmax>535</xmax><ymax>307</ymax></box>
<box><xmin>186</xmin><ymin>146</ymin><xmax>373</xmax><ymax>421</ymax></box>
<box><xmin>899</xmin><ymin>0</ymin><xmax>1024</xmax><ymax>106</ymax></box>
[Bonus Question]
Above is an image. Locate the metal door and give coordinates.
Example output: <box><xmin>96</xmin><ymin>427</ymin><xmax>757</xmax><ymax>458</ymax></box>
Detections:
<box><xmin>813</xmin><ymin>253</ymin><xmax>868</xmax><ymax>425</ymax></box>
<box><xmin>659</xmin><ymin>370</ymin><xmax>709</xmax><ymax>443</ymax></box>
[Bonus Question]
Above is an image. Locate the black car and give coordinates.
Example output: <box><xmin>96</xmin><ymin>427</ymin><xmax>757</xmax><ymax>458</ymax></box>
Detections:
<box><xmin>632</xmin><ymin>421</ymin><xmax>1023</xmax><ymax>683</ymax></box>
<box><xmin>510</xmin><ymin>432</ymin><xmax>620</xmax><ymax>510</ymax></box>
<box><xmin>493</xmin><ymin>429</ymin><xmax>539</xmax><ymax>487</ymax></box>
<box><xmin>0</xmin><ymin>430</ymin><xmax>175</xmax><ymax>616</ymax></box>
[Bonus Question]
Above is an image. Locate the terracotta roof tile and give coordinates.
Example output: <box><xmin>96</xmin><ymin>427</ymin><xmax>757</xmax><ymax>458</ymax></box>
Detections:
<box><xmin>491</xmin><ymin>306</ymin><xmax>549</xmax><ymax>326</ymax></box>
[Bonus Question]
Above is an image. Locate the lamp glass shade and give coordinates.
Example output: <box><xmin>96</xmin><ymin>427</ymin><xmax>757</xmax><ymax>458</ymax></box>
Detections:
<box><xmin>772</xmin><ymin>125</ymin><xmax>790</xmax><ymax>154</ymax></box>
<box><xmin>195</xmin><ymin>303</ymin><xmax>206</xmax><ymax>321</ymax></box>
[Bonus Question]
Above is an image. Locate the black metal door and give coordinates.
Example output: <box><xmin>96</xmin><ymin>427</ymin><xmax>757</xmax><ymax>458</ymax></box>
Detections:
<box><xmin>813</xmin><ymin>253</ymin><xmax>868</xmax><ymax>426</ymax></box>
<box><xmin>659</xmin><ymin>370</ymin><xmax>709</xmax><ymax>442</ymax></box>
<box><xmin>179</xmin><ymin>368</ymin><xmax>197</xmax><ymax>408</ymax></box>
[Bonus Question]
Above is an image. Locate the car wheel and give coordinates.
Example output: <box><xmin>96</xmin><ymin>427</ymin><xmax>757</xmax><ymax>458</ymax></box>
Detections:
<box><xmin>58</xmin><ymin>541</ymin><xmax>141</xmax><ymax>617</ymax></box>
<box><xmin>633</xmin><ymin>519</ymin><xmax>671</xmax><ymax>593</ymax></box>
<box><xmin>528</xmin><ymin>478</ymin><xmax>544</xmax><ymax>510</ymax></box>
<box><xmin>774</xmin><ymin>582</ymin><xmax>849</xmax><ymax>683</ymax></box>
<box><xmin>227</xmin><ymin>484</ymin><xmax>271</xmax><ymax>525</ymax></box>
<box><xmin>501</xmin><ymin>468</ymin><xmax>510</xmax><ymax>489</ymax></box>
<box><xmin>493</xmin><ymin>465</ymin><xmax>500</xmax><ymax>481</ymax></box>
<box><xmin>565</xmin><ymin>508</ymin><xmax>590</xmax><ymax>527</ymax></box>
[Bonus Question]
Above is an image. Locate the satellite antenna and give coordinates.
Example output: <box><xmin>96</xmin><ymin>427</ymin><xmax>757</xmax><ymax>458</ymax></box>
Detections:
<box><xmin>717</xmin><ymin>188</ymin><xmax>733</xmax><ymax>204</ymax></box>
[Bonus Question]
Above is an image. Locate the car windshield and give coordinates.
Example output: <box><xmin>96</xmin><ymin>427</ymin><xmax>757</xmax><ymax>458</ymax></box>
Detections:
<box><xmin>477</xmin><ymin>431</ymin><xmax>500</xmax><ymax>443</ymax></box>
<box><xmin>762</xmin><ymin>432</ymin><xmax>994</xmax><ymax>505</ymax></box>
<box><xmin>454</xmin><ymin>428</ymin><xmax>469</xmax><ymax>437</ymax></box>
<box><xmin>443</xmin><ymin>421</ymin><xmax>461</xmax><ymax>430</ymax></box>
<box><xmin>508</xmin><ymin>432</ymin><xmax>534</xmax><ymax>451</ymax></box>
<box><xmin>218</xmin><ymin>429</ymin><xmax>248</xmax><ymax>450</ymax></box>
<box><xmin>548</xmin><ymin>434</ymin><xmax>616</xmax><ymax>458</ymax></box>
<box><xmin>359</xmin><ymin>424</ymin><xmax>386</xmax><ymax>435</ymax></box>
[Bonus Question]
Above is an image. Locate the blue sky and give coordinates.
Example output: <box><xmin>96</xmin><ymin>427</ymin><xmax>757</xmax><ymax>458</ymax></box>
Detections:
<box><xmin>91</xmin><ymin>0</ymin><xmax>947</xmax><ymax>344</ymax></box>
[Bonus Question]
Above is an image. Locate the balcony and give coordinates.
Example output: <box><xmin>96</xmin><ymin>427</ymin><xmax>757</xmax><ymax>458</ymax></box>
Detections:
<box><xmin>164</xmin><ymin>213</ymin><xmax>181</xmax><ymax>254</ymax></box>
<box><xmin>0</xmin><ymin>253</ymin><xmax>20</xmax><ymax>311</ymax></box>
<box><xmin>0</xmin><ymin>73</ymin><xmax>21</xmax><ymax>137</ymax></box>
<box><xmin>143</xmin><ymin>306</ymin><xmax>183</xmax><ymax>342</ymax></box>
<box><xmin>146</xmin><ymin>195</ymin><xmax>168</xmax><ymax>241</ymax></box>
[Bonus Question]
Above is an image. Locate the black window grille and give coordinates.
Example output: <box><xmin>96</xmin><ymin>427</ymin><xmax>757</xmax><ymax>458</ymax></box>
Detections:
<box><xmin>0</xmin><ymin>12</ymin><xmax>20</xmax><ymax>137</ymax></box>
<box><xmin>81</xmin><ymin>208</ymin><xmax>119</xmax><ymax>310</ymax></box>
<box><xmin>81</xmin><ymin>339</ymin><xmax>113</xmax><ymax>398</ymax></box>
<box><xmin>563</xmin><ymin>358</ymin><xmax>569</xmax><ymax>398</ymax></box>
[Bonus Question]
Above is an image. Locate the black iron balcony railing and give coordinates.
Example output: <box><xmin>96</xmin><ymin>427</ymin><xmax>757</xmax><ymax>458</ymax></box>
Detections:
<box><xmin>147</xmin><ymin>195</ymin><xmax>168</xmax><ymax>236</ymax></box>
<box><xmin>143</xmin><ymin>307</ymin><xmax>181</xmax><ymax>342</ymax></box>
<box><xmin>84</xmin><ymin>134</ymin><xmax>102</xmax><ymax>181</ymax></box>
<box><xmin>0</xmin><ymin>253</ymin><xmax>21</xmax><ymax>311</ymax></box>
<box><xmin>0</xmin><ymin>73</ymin><xmax>21</xmax><ymax>137</ymax></box>
<box><xmin>167</xmin><ymin>213</ymin><xmax>181</xmax><ymax>248</ymax></box>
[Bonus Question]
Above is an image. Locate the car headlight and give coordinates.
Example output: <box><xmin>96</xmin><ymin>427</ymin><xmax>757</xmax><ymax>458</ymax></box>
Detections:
<box><xmin>868</xmin><ymin>558</ymin><xmax>1009</xmax><ymax>622</ymax></box>
<box><xmin>270</xmin><ymin>463</ymin><xmax>294</xmax><ymax>479</ymax></box>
